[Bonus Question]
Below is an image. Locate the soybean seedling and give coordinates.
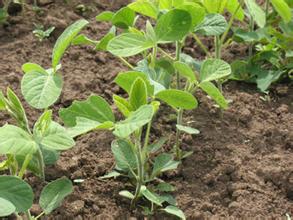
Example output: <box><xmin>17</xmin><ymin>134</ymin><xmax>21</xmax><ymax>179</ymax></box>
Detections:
<box><xmin>59</xmin><ymin>75</ymin><xmax>191</xmax><ymax>219</ymax></box>
<box><xmin>33</xmin><ymin>24</ymin><xmax>55</xmax><ymax>42</ymax></box>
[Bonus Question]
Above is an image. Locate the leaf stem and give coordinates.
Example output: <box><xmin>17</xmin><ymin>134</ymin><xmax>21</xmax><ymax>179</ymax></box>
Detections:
<box><xmin>175</xmin><ymin>108</ymin><xmax>183</xmax><ymax>159</ymax></box>
<box><xmin>18</xmin><ymin>154</ymin><xmax>32</xmax><ymax>179</ymax></box>
<box><xmin>175</xmin><ymin>41</ymin><xmax>182</xmax><ymax>89</ymax></box>
<box><xmin>25</xmin><ymin>210</ymin><xmax>33</xmax><ymax>220</ymax></box>
<box><xmin>36</xmin><ymin>146</ymin><xmax>45</xmax><ymax>180</ymax></box>
<box><xmin>118</xmin><ymin>56</ymin><xmax>134</xmax><ymax>70</ymax></box>
<box><xmin>158</xmin><ymin>47</ymin><xmax>174</xmax><ymax>60</ymax></box>
<box><xmin>192</xmin><ymin>33</ymin><xmax>211</xmax><ymax>58</ymax></box>
<box><xmin>35</xmin><ymin>211</ymin><xmax>45</xmax><ymax>220</ymax></box>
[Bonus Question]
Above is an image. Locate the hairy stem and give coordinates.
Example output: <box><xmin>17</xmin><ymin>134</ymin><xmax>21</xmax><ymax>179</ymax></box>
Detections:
<box><xmin>36</xmin><ymin>146</ymin><xmax>45</xmax><ymax>180</ymax></box>
<box><xmin>175</xmin><ymin>109</ymin><xmax>183</xmax><ymax>159</ymax></box>
<box><xmin>175</xmin><ymin>41</ymin><xmax>182</xmax><ymax>89</ymax></box>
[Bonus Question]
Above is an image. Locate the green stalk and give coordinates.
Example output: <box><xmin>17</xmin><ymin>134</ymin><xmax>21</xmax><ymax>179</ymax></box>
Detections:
<box><xmin>18</xmin><ymin>154</ymin><xmax>32</xmax><ymax>179</ymax></box>
<box><xmin>215</xmin><ymin>36</ymin><xmax>222</xmax><ymax>59</ymax></box>
<box><xmin>175</xmin><ymin>41</ymin><xmax>182</xmax><ymax>89</ymax></box>
<box><xmin>36</xmin><ymin>146</ymin><xmax>45</xmax><ymax>180</ymax></box>
<box><xmin>192</xmin><ymin>33</ymin><xmax>211</xmax><ymax>58</ymax></box>
<box><xmin>175</xmin><ymin>109</ymin><xmax>183</xmax><ymax>159</ymax></box>
<box><xmin>118</xmin><ymin>56</ymin><xmax>134</xmax><ymax>70</ymax></box>
<box><xmin>248</xmin><ymin>17</ymin><xmax>254</xmax><ymax>58</ymax></box>
<box><xmin>131</xmin><ymin>137</ymin><xmax>144</xmax><ymax>209</ymax></box>
<box><xmin>25</xmin><ymin>210</ymin><xmax>33</xmax><ymax>220</ymax></box>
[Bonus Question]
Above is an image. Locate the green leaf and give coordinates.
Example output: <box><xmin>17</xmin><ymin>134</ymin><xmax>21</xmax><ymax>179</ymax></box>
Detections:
<box><xmin>113</xmin><ymin>95</ymin><xmax>132</xmax><ymax>117</ymax></box>
<box><xmin>33</xmin><ymin>110</ymin><xmax>52</xmax><ymax>137</ymax></box>
<box><xmin>112</xmin><ymin>7</ymin><xmax>135</xmax><ymax>29</ymax></box>
<box><xmin>145</xmin><ymin>20</ymin><xmax>157</xmax><ymax>43</ymax></box>
<box><xmin>52</xmin><ymin>19</ymin><xmax>89</xmax><ymax>68</ymax></box>
<box><xmin>111</xmin><ymin>139</ymin><xmax>137</xmax><ymax>172</ymax></box>
<box><xmin>226</xmin><ymin>0</ymin><xmax>245</xmax><ymax>21</ymax></box>
<box><xmin>245</xmin><ymin>0</ymin><xmax>266</xmax><ymax>28</ymax></box>
<box><xmin>108</xmin><ymin>33</ymin><xmax>154</xmax><ymax>57</ymax></box>
<box><xmin>0</xmin><ymin>91</ymin><xmax>5</xmax><ymax>110</ymax></box>
<box><xmin>21</xmin><ymin>70</ymin><xmax>62</xmax><ymax>109</ymax></box>
<box><xmin>22</xmin><ymin>63</ymin><xmax>47</xmax><ymax>74</ymax></box>
<box><xmin>39</xmin><ymin>177</ymin><xmax>73</xmax><ymax>214</ymax></box>
<box><xmin>0</xmin><ymin>197</ymin><xmax>15</xmax><ymax>217</ymax></box>
<box><xmin>99</xmin><ymin>171</ymin><xmax>121</xmax><ymax>180</ymax></box>
<box><xmin>141</xmin><ymin>186</ymin><xmax>164</xmax><ymax>206</ymax></box>
<box><xmin>176</xmin><ymin>125</ymin><xmax>200</xmax><ymax>134</ymax></box>
<box><xmin>176</xmin><ymin>3</ymin><xmax>206</xmax><ymax>28</ymax></box>
<box><xmin>96</xmin><ymin>11</ymin><xmax>114</xmax><ymax>22</ymax></box>
<box><xmin>66</xmin><ymin>118</ymin><xmax>114</xmax><ymax>138</ymax></box>
<box><xmin>59</xmin><ymin>95</ymin><xmax>115</xmax><ymax>127</ymax></box>
<box><xmin>146</xmin><ymin>137</ymin><xmax>168</xmax><ymax>154</ymax></box>
<box><xmin>0</xmin><ymin>125</ymin><xmax>37</xmax><ymax>155</ymax></box>
<box><xmin>128</xmin><ymin>0</ymin><xmax>158</xmax><ymax>19</ymax></box>
<box><xmin>200</xmin><ymin>59</ymin><xmax>231</xmax><ymax>82</ymax></box>
<box><xmin>270</xmin><ymin>0</ymin><xmax>292</xmax><ymax>23</ymax></box>
<box><xmin>155</xmin><ymin>89</ymin><xmax>198</xmax><ymax>110</ymax></box>
<box><xmin>129</xmin><ymin>78</ymin><xmax>148</xmax><ymax>110</ymax></box>
<box><xmin>163</xmin><ymin>206</ymin><xmax>186</xmax><ymax>220</ymax></box>
<box><xmin>40</xmin><ymin>122</ymin><xmax>75</xmax><ymax>151</ymax></box>
<box><xmin>151</xmin><ymin>153</ymin><xmax>180</xmax><ymax>178</ymax></box>
<box><xmin>202</xmin><ymin>0</ymin><xmax>227</xmax><ymax>13</ymax></box>
<box><xmin>0</xmin><ymin>176</ymin><xmax>34</xmax><ymax>213</ymax></box>
<box><xmin>96</xmin><ymin>26</ymin><xmax>116</xmax><ymax>51</ymax></box>
<box><xmin>119</xmin><ymin>190</ymin><xmax>135</xmax><ymax>199</ymax></box>
<box><xmin>114</xmin><ymin>105</ymin><xmax>154</xmax><ymax>138</ymax></box>
<box><xmin>195</xmin><ymin>14</ymin><xmax>228</xmax><ymax>36</ymax></box>
<box><xmin>156</xmin><ymin>182</ymin><xmax>175</xmax><ymax>192</ymax></box>
<box><xmin>71</xmin><ymin>34</ymin><xmax>98</xmax><ymax>46</ymax></box>
<box><xmin>155</xmin><ymin>9</ymin><xmax>192</xmax><ymax>42</ymax></box>
<box><xmin>174</xmin><ymin>61</ymin><xmax>197</xmax><ymax>82</ymax></box>
<box><xmin>256</xmin><ymin>70</ymin><xmax>284</xmax><ymax>92</ymax></box>
<box><xmin>114</xmin><ymin>71</ymin><xmax>154</xmax><ymax>96</ymax></box>
<box><xmin>199</xmin><ymin>81</ymin><xmax>228</xmax><ymax>109</ymax></box>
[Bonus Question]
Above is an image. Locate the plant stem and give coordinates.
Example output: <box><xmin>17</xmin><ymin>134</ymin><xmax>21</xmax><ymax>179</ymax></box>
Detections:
<box><xmin>25</xmin><ymin>210</ymin><xmax>33</xmax><ymax>220</ymax></box>
<box><xmin>158</xmin><ymin>47</ymin><xmax>174</xmax><ymax>60</ymax></box>
<box><xmin>215</xmin><ymin>36</ymin><xmax>222</xmax><ymax>59</ymax></box>
<box><xmin>118</xmin><ymin>56</ymin><xmax>134</xmax><ymax>70</ymax></box>
<box><xmin>35</xmin><ymin>211</ymin><xmax>45</xmax><ymax>220</ymax></box>
<box><xmin>131</xmin><ymin>138</ymin><xmax>144</xmax><ymax>209</ymax></box>
<box><xmin>143</xmin><ymin>121</ymin><xmax>152</xmax><ymax>150</ymax></box>
<box><xmin>192</xmin><ymin>33</ymin><xmax>211</xmax><ymax>58</ymax></box>
<box><xmin>175</xmin><ymin>109</ymin><xmax>183</xmax><ymax>159</ymax></box>
<box><xmin>175</xmin><ymin>41</ymin><xmax>182</xmax><ymax>89</ymax></box>
<box><xmin>151</xmin><ymin>45</ymin><xmax>157</xmax><ymax>68</ymax></box>
<box><xmin>248</xmin><ymin>17</ymin><xmax>254</xmax><ymax>58</ymax></box>
<box><xmin>36</xmin><ymin>146</ymin><xmax>45</xmax><ymax>180</ymax></box>
<box><xmin>18</xmin><ymin>154</ymin><xmax>32</xmax><ymax>179</ymax></box>
<box><xmin>265</xmin><ymin>0</ymin><xmax>270</xmax><ymax>18</ymax></box>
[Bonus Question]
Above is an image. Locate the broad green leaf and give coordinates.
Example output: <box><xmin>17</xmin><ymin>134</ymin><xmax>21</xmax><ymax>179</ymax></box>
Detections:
<box><xmin>141</xmin><ymin>186</ymin><xmax>164</xmax><ymax>206</ymax></box>
<box><xmin>66</xmin><ymin>118</ymin><xmax>114</xmax><ymax>138</ymax></box>
<box><xmin>202</xmin><ymin>0</ymin><xmax>227</xmax><ymax>13</ymax></box>
<box><xmin>39</xmin><ymin>177</ymin><xmax>73</xmax><ymax>214</ymax></box>
<box><xmin>270</xmin><ymin>0</ymin><xmax>292</xmax><ymax>23</ymax></box>
<box><xmin>156</xmin><ymin>182</ymin><xmax>175</xmax><ymax>192</ymax></box>
<box><xmin>226</xmin><ymin>0</ymin><xmax>245</xmax><ymax>21</ymax></box>
<box><xmin>151</xmin><ymin>153</ymin><xmax>180</xmax><ymax>178</ymax></box>
<box><xmin>115</xmin><ymin>71</ymin><xmax>154</xmax><ymax>96</ymax></box>
<box><xmin>159</xmin><ymin>0</ymin><xmax>172</xmax><ymax>9</ymax></box>
<box><xmin>199</xmin><ymin>81</ymin><xmax>228</xmax><ymax>109</ymax></box>
<box><xmin>114</xmin><ymin>105</ymin><xmax>154</xmax><ymax>138</ymax></box>
<box><xmin>256</xmin><ymin>70</ymin><xmax>284</xmax><ymax>92</ymax></box>
<box><xmin>146</xmin><ymin>137</ymin><xmax>168</xmax><ymax>154</ymax></box>
<box><xmin>177</xmin><ymin>3</ymin><xmax>206</xmax><ymax>28</ymax></box>
<box><xmin>233</xmin><ymin>28</ymin><xmax>260</xmax><ymax>42</ymax></box>
<box><xmin>163</xmin><ymin>206</ymin><xmax>186</xmax><ymax>220</ymax></box>
<box><xmin>111</xmin><ymin>139</ymin><xmax>137</xmax><ymax>171</ymax></box>
<box><xmin>245</xmin><ymin>0</ymin><xmax>266</xmax><ymax>28</ymax></box>
<box><xmin>0</xmin><ymin>125</ymin><xmax>37</xmax><ymax>155</ymax></box>
<box><xmin>112</xmin><ymin>7</ymin><xmax>135</xmax><ymax>29</ymax></box>
<box><xmin>22</xmin><ymin>63</ymin><xmax>47</xmax><ymax>74</ymax></box>
<box><xmin>0</xmin><ymin>176</ymin><xmax>34</xmax><ymax>212</ymax></box>
<box><xmin>155</xmin><ymin>89</ymin><xmax>198</xmax><ymax>110</ymax></box>
<box><xmin>129</xmin><ymin>78</ymin><xmax>148</xmax><ymax>110</ymax></box>
<box><xmin>176</xmin><ymin>125</ymin><xmax>200</xmax><ymax>134</ymax></box>
<box><xmin>128</xmin><ymin>0</ymin><xmax>159</xmax><ymax>19</ymax></box>
<box><xmin>145</xmin><ymin>21</ymin><xmax>157</xmax><ymax>43</ymax></box>
<box><xmin>0</xmin><ymin>197</ymin><xmax>15</xmax><ymax>217</ymax></box>
<box><xmin>59</xmin><ymin>95</ymin><xmax>115</xmax><ymax>127</ymax></box>
<box><xmin>174</xmin><ymin>61</ymin><xmax>197</xmax><ymax>82</ymax></box>
<box><xmin>155</xmin><ymin>9</ymin><xmax>192</xmax><ymax>42</ymax></box>
<box><xmin>41</xmin><ymin>122</ymin><xmax>75</xmax><ymax>151</ymax></box>
<box><xmin>21</xmin><ymin>70</ymin><xmax>62</xmax><ymax>109</ymax></box>
<box><xmin>119</xmin><ymin>190</ymin><xmax>135</xmax><ymax>199</ymax></box>
<box><xmin>194</xmin><ymin>14</ymin><xmax>227</xmax><ymax>36</ymax></box>
<box><xmin>172</xmin><ymin>0</ymin><xmax>185</xmax><ymax>7</ymax></box>
<box><xmin>33</xmin><ymin>110</ymin><xmax>52</xmax><ymax>137</ymax></box>
<box><xmin>107</xmin><ymin>33</ymin><xmax>154</xmax><ymax>57</ymax></box>
<box><xmin>200</xmin><ymin>59</ymin><xmax>231</xmax><ymax>82</ymax></box>
<box><xmin>52</xmin><ymin>19</ymin><xmax>89</xmax><ymax>68</ymax></box>
<box><xmin>113</xmin><ymin>95</ymin><xmax>132</xmax><ymax>117</ymax></box>
<box><xmin>96</xmin><ymin>11</ymin><xmax>114</xmax><ymax>22</ymax></box>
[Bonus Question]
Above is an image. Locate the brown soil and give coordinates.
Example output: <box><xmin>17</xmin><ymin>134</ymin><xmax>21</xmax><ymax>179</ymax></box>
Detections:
<box><xmin>0</xmin><ymin>1</ymin><xmax>292</xmax><ymax>219</ymax></box>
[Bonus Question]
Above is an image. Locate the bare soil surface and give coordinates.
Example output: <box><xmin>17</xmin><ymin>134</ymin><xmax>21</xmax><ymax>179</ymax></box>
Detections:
<box><xmin>0</xmin><ymin>0</ymin><xmax>292</xmax><ymax>219</ymax></box>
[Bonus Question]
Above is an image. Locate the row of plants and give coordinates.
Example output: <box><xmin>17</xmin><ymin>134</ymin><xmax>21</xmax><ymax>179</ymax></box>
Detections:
<box><xmin>0</xmin><ymin>0</ymin><xmax>292</xmax><ymax>219</ymax></box>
